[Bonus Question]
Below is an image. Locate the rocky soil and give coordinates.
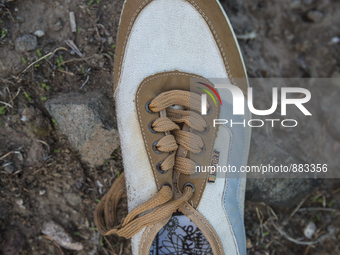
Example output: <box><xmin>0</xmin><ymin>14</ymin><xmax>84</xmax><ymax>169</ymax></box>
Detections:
<box><xmin>0</xmin><ymin>0</ymin><xmax>340</xmax><ymax>254</ymax></box>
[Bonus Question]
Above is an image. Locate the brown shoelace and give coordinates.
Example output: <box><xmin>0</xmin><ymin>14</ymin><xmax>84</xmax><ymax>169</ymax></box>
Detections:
<box><xmin>94</xmin><ymin>90</ymin><xmax>207</xmax><ymax>239</ymax></box>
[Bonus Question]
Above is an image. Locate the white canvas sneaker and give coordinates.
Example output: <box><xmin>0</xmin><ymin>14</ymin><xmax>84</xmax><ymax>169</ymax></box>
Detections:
<box><xmin>94</xmin><ymin>0</ymin><xmax>251</xmax><ymax>254</ymax></box>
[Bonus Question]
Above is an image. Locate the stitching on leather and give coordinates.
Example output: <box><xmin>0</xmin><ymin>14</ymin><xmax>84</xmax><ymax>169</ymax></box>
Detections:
<box><xmin>194</xmin><ymin>78</ymin><xmax>219</xmax><ymax>208</ymax></box>
<box><xmin>116</xmin><ymin>0</ymin><xmax>244</xmax><ymax>95</ymax></box>
<box><xmin>139</xmin><ymin>226</ymin><xmax>151</xmax><ymax>254</ymax></box>
<box><xmin>136</xmin><ymin>72</ymin><xmax>217</xmax><ymax>206</ymax></box>
<box><xmin>185</xmin><ymin>0</ymin><xmax>237</xmax><ymax>87</ymax></box>
<box><xmin>117</xmin><ymin>0</ymin><xmax>151</xmax><ymax>88</ymax></box>
<box><xmin>184</xmin><ymin>203</ymin><xmax>224</xmax><ymax>254</ymax></box>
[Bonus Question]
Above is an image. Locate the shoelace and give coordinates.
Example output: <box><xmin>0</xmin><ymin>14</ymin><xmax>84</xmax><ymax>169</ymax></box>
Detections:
<box><xmin>94</xmin><ymin>90</ymin><xmax>207</xmax><ymax>239</ymax></box>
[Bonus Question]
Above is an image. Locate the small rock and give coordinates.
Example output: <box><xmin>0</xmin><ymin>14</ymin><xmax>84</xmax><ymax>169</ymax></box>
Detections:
<box><xmin>304</xmin><ymin>221</ymin><xmax>317</xmax><ymax>239</ymax></box>
<box><xmin>26</xmin><ymin>140</ymin><xmax>46</xmax><ymax>165</ymax></box>
<box><xmin>246</xmin><ymin>238</ymin><xmax>253</xmax><ymax>249</ymax></box>
<box><xmin>4</xmin><ymin>164</ymin><xmax>15</xmax><ymax>174</ymax></box>
<box><xmin>328</xmin><ymin>36</ymin><xmax>340</xmax><ymax>45</ymax></box>
<box><xmin>42</xmin><ymin>221</ymin><xmax>83</xmax><ymax>251</ymax></box>
<box><xmin>45</xmin><ymin>91</ymin><xmax>120</xmax><ymax>166</ymax></box>
<box><xmin>16</xmin><ymin>16</ymin><xmax>25</xmax><ymax>23</ymax></box>
<box><xmin>33</xmin><ymin>30</ymin><xmax>45</xmax><ymax>38</ymax></box>
<box><xmin>15</xmin><ymin>34</ymin><xmax>37</xmax><ymax>52</ymax></box>
<box><xmin>306</xmin><ymin>10</ymin><xmax>324</xmax><ymax>23</ymax></box>
<box><xmin>15</xmin><ymin>198</ymin><xmax>23</xmax><ymax>206</ymax></box>
<box><xmin>107</xmin><ymin>36</ymin><xmax>114</xmax><ymax>45</ymax></box>
<box><xmin>52</xmin><ymin>18</ymin><xmax>63</xmax><ymax>32</ymax></box>
<box><xmin>15</xmin><ymin>152</ymin><xmax>23</xmax><ymax>162</ymax></box>
<box><xmin>39</xmin><ymin>190</ymin><xmax>46</xmax><ymax>195</ymax></box>
<box><xmin>20</xmin><ymin>107</ymin><xmax>36</xmax><ymax>122</ymax></box>
<box><xmin>65</xmin><ymin>193</ymin><xmax>81</xmax><ymax>207</ymax></box>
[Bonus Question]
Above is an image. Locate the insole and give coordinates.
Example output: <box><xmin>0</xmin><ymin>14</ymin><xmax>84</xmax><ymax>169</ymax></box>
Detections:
<box><xmin>150</xmin><ymin>211</ymin><xmax>213</xmax><ymax>255</ymax></box>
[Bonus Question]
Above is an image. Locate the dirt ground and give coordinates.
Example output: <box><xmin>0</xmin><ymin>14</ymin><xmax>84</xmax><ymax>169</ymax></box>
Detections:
<box><xmin>0</xmin><ymin>0</ymin><xmax>340</xmax><ymax>254</ymax></box>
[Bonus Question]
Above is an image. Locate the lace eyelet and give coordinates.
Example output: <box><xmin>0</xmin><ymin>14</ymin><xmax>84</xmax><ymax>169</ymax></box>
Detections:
<box><xmin>198</xmin><ymin>123</ymin><xmax>209</xmax><ymax>135</ymax></box>
<box><xmin>156</xmin><ymin>161</ymin><xmax>167</xmax><ymax>174</ymax></box>
<box><xmin>145</xmin><ymin>101</ymin><xmax>155</xmax><ymax>113</ymax></box>
<box><xmin>183</xmin><ymin>182</ymin><xmax>195</xmax><ymax>193</ymax></box>
<box><xmin>161</xmin><ymin>182</ymin><xmax>172</xmax><ymax>190</ymax></box>
<box><xmin>148</xmin><ymin>121</ymin><xmax>157</xmax><ymax>133</ymax></box>
<box><xmin>197</xmin><ymin>144</ymin><xmax>206</xmax><ymax>155</ymax></box>
<box><xmin>152</xmin><ymin>141</ymin><xmax>162</xmax><ymax>154</ymax></box>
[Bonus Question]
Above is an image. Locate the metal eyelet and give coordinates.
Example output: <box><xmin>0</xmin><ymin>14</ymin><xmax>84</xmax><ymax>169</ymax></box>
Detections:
<box><xmin>152</xmin><ymin>141</ymin><xmax>162</xmax><ymax>154</ymax></box>
<box><xmin>197</xmin><ymin>144</ymin><xmax>206</xmax><ymax>155</ymax></box>
<box><xmin>161</xmin><ymin>182</ymin><xmax>172</xmax><ymax>190</ymax></box>
<box><xmin>156</xmin><ymin>161</ymin><xmax>167</xmax><ymax>174</ymax></box>
<box><xmin>145</xmin><ymin>101</ymin><xmax>155</xmax><ymax>113</ymax></box>
<box><xmin>198</xmin><ymin>123</ymin><xmax>209</xmax><ymax>135</ymax></box>
<box><xmin>148</xmin><ymin>121</ymin><xmax>157</xmax><ymax>133</ymax></box>
<box><xmin>183</xmin><ymin>182</ymin><xmax>195</xmax><ymax>193</ymax></box>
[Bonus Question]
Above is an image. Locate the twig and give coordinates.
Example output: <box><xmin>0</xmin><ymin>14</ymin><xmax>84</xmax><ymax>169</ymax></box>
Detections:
<box><xmin>282</xmin><ymin>195</ymin><xmax>309</xmax><ymax>227</ymax></box>
<box><xmin>57</xmin><ymin>69</ymin><xmax>75</xmax><ymax>76</ymax></box>
<box><xmin>237</xmin><ymin>30</ymin><xmax>257</xmax><ymax>40</ymax></box>
<box><xmin>37</xmin><ymin>140</ymin><xmax>50</xmax><ymax>152</ymax></box>
<box><xmin>298</xmin><ymin>207</ymin><xmax>338</xmax><ymax>212</ymax></box>
<box><xmin>6</xmin><ymin>87</ymin><xmax>13</xmax><ymax>106</ymax></box>
<box><xmin>267</xmin><ymin>206</ymin><xmax>331</xmax><ymax>245</ymax></box>
<box><xmin>332</xmin><ymin>188</ymin><xmax>340</xmax><ymax>195</ymax></box>
<box><xmin>0</xmin><ymin>101</ymin><xmax>13</xmax><ymax>108</ymax></box>
<box><xmin>65</xmin><ymin>40</ymin><xmax>83</xmax><ymax>57</ymax></box>
<box><xmin>60</xmin><ymin>55</ymin><xmax>95</xmax><ymax>65</ymax></box>
<box><xmin>80</xmin><ymin>75</ymin><xmax>89</xmax><ymax>89</ymax></box>
<box><xmin>69</xmin><ymin>12</ymin><xmax>77</xmax><ymax>33</ymax></box>
<box><xmin>102</xmin><ymin>53</ymin><xmax>114</xmax><ymax>68</ymax></box>
<box><xmin>42</xmin><ymin>235</ymin><xmax>65</xmax><ymax>255</ymax></box>
<box><xmin>0</xmin><ymin>151</ymin><xmax>20</xmax><ymax>161</ymax></box>
<box><xmin>97</xmin><ymin>24</ymin><xmax>110</xmax><ymax>36</ymax></box>
<box><xmin>11</xmin><ymin>88</ymin><xmax>21</xmax><ymax>102</ymax></box>
<box><xmin>103</xmin><ymin>236</ymin><xmax>117</xmax><ymax>255</ymax></box>
<box><xmin>18</xmin><ymin>47</ymin><xmax>68</xmax><ymax>76</ymax></box>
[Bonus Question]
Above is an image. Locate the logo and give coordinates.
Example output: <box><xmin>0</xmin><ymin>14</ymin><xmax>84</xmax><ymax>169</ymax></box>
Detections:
<box><xmin>196</xmin><ymin>82</ymin><xmax>222</xmax><ymax>115</ymax></box>
<box><xmin>197</xmin><ymin>82</ymin><xmax>312</xmax><ymax>128</ymax></box>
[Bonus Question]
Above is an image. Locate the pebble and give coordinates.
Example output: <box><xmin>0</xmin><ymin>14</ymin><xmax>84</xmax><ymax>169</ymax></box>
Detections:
<box><xmin>15</xmin><ymin>34</ymin><xmax>37</xmax><ymax>52</ymax></box>
<box><xmin>4</xmin><ymin>163</ymin><xmax>15</xmax><ymax>174</ymax></box>
<box><xmin>53</xmin><ymin>18</ymin><xmax>63</xmax><ymax>32</ymax></box>
<box><xmin>15</xmin><ymin>198</ymin><xmax>23</xmax><ymax>206</ymax></box>
<box><xmin>42</xmin><ymin>221</ymin><xmax>83</xmax><ymax>251</ymax></box>
<box><xmin>246</xmin><ymin>238</ymin><xmax>253</xmax><ymax>249</ymax></box>
<box><xmin>39</xmin><ymin>190</ymin><xmax>46</xmax><ymax>195</ymax></box>
<box><xmin>307</xmin><ymin>10</ymin><xmax>324</xmax><ymax>23</ymax></box>
<box><xmin>107</xmin><ymin>36</ymin><xmax>114</xmax><ymax>45</ymax></box>
<box><xmin>16</xmin><ymin>15</ymin><xmax>26</xmax><ymax>23</ymax></box>
<box><xmin>45</xmin><ymin>91</ymin><xmax>120</xmax><ymax>166</ymax></box>
<box><xmin>304</xmin><ymin>221</ymin><xmax>317</xmax><ymax>239</ymax></box>
<box><xmin>33</xmin><ymin>30</ymin><xmax>45</xmax><ymax>38</ymax></box>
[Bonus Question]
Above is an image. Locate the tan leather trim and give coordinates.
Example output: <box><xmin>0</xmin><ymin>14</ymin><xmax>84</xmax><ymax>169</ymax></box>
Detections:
<box><xmin>138</xmin><ymin>215</ymin><xmax>171</xmax><ymax>255</ymax></box>
<box><xmin>138</xmin><ymin>203</ymin><xmax>225</xmax><ymax>255</ymax></box>
<box><xmin>180</xmin><ymin>202</ymin><xmax>225</xmax><ymax>254</ymax></box>
<box><xmin>113</xmin><ymin>0</ymin><xmax>248</xmax><ymax>97</ymax></box>
<box><xmin>135</xmin><ymin>71</ymin><xmax>220</xmax><ymax>208</ymax></box>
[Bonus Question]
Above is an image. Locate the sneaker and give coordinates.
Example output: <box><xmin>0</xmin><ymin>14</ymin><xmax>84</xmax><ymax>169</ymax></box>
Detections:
<box><xmin>94</xmin><ymin>0</ymin><xmax>250</xmax><ymax>254</ymax></box>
